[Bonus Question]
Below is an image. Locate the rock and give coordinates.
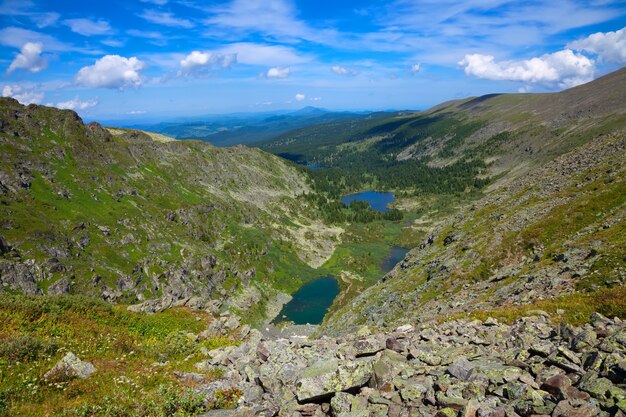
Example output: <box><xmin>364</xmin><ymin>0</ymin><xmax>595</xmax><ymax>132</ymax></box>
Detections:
<box><xmin>296</xmin><ymin>359</ymin><xmax>373</xmax><ymax>403</ymax></box>
<box><xmin>436</xmin><ymin>407</ymin><xmax>458</xmax><ymax>417</ymax></box>
<box><xmin>371</xmin><ymin>350</ymin><xmax>409</xmax><ymax>390</ymax></box>
<box><xmin>330</xmin><ymin>392</ymin><xmax>353</xmax><ymax>415</ymax></box>
<box><xmin>396</xmin><ymin>324</ymin><xmax>414</xmax><ymax>333</ymax></box>
<box><xmin>256</xmin><ymin>343</ymin><xmax>270</xmax><ymax>362</ymax></box>
<box><xmin>44</xmin><ymin>352</ymin><xmax>96</xmax><ymax>380</ymax></box>
<box><xmin>399</xmin><ymin>375</ymin><xmax>433</xmax><ymax>403</ymax></box>
<box><xmin>551</xmin><ymin>399</ymin><xmax>600</xmax><ymax>417</ymax></box>
<box><xmin>448</xmin><ymin>359</ymin><xmax>475</xmax><ymax>382</ymax></box>
<box><xmin>0</xmin><ymin>236</ymin><xmax>10</xmax><ymax>254</ymax></box>
<box><xmin>463</xmin><ymin>399</ymin><xmax>480</xmax><ymax>417</ymax></box>
<box><xmin>173</xmin><ymin>371</ymin><xmax>206</xmax><ymax>384</ymax></box>
<box><xmin>353</xmin><ymin>335</ymin><xmax>385</xmax><ymax>357</ymax></box>
<box><xmin>484</xmin><ymin>318</ymin><xmax>499</xmax><ymax>326</ymax></box>
<box><xmin>541</xmin><ymin>374</ymin><xmax>571</xmax><ymax>399</ymax></box>
<box><xmin>578</xmin><ymin>373</ymin><xmax>626</xmax><ymax>408</ymax></box>
<box><xmin>386</xmin><ymin>336</ymin><xmax>404</xmax><ymax>353</ymax></box>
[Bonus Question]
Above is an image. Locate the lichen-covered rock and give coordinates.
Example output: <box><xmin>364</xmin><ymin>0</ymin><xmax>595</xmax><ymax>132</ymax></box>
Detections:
<box><xmin>182</xmin><ymin>313</ymin><xmax>626</xmax><ymax>417</ymax></box>
<box><xmin>296</xmin><ymin>359</ymin><xmax>373</xmax><ymax>402</ymax></box>
<box><xmin>44</xmin><ymin>352</ymin><xmax>96</xmax><ymax>380</ymax></box>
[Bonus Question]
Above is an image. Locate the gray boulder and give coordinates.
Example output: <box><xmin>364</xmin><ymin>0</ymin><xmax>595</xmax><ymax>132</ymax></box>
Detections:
<box><xmin>44</xmin><ymin>352</ymin><xmax>96</xmax><ymax>380</ymax></box>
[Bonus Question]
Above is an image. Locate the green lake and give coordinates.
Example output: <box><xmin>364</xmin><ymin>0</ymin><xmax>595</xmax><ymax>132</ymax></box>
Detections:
<box><xmin>274</xmin><ymin>275</ymin><xmax>339</xmax><ymax>325</ymax></box>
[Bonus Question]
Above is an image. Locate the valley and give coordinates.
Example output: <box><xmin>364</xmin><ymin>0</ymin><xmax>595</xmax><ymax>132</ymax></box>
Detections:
<box><xmin>0</xmin><ymin>67</ymin><xmax>625</xmax><ymax>416</ymax></box>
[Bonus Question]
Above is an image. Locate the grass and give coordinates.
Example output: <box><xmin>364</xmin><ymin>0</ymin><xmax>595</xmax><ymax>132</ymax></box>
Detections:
<box><xmin>0</xmin><ymin>295</ymin><xmax>239</xmax><ymax>417</ymax></box>
<box><xmin>450</xmin><ymin>286</ymin><xmax>626</xmax><ymax>326</ymax></box>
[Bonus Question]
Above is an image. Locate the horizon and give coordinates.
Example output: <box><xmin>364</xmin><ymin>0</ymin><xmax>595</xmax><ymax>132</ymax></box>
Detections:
<box><xmin>1</xmin><ymin>0</ymin><xmax>625</xmax><ymax>121</ymax></box>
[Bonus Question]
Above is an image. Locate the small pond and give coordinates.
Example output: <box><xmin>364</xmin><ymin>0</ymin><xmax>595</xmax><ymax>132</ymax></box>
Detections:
<box><xmin>381</xmin><ymin>246</ymin><xmax>409</xmax><ymax>273</ymax></box>
<box><xmin>341</xmin><ymin>191</ymin><xmax>395</xmax><ymax>212</ymax></box>
<box><xmin>274</xmin><ymin>275</ymin><xmax>339</xmax><ymax>325</ymax></box>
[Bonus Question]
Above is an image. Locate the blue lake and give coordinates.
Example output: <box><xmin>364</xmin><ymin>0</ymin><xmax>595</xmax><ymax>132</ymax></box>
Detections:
<box><xmin>381</xmin><ymin>246</ymin><xmax>409</xmax><ymax>273</ymax></box>
<box><xmin>305</xmin><ymin>163</ymin><xmax>322</xmax><ymax>169</ymax></box>
<box><xmin>274</xmin><ymin>276</ymin><xmax>339</xmax><ymax>325</ymax></box>
<box><xmin>341</xmin><ymin>191</ymin><xmax>395</xmax><ymax>212</ymax></box>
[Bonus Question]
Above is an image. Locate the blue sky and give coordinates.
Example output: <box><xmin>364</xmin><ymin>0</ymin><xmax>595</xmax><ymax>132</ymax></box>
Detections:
<box><xmin>1</xmin><ymin>0</ymin><xmax>625</xmax><ymax>120</ymax></box>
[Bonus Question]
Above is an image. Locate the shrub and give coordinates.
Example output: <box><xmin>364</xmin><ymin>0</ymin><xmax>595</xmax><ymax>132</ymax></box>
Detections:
<box><xmin>210</xmin><ymin>388</ymin><xmax>242</xmax><ymax>409</ymax></box>
<box><xmin>148</xmin><ymin>331</ymin><xmax>198</xmax><ymax>361</ymax></box>
<box><xmin>0</xmin><ymin>334</ymin><xmax>57</xmax><ymax>364</ymax></box>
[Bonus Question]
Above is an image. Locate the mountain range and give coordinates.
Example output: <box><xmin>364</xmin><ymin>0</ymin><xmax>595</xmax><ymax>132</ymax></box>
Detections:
<box><xmin>0</xmin><ymin>67</ymin><xmax>624</xmax><ymax>417</ymax></box>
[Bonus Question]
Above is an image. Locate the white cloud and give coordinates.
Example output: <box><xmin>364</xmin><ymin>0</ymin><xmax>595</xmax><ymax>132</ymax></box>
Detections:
<box><xmin>310</xmin><ymin>97</ymin><xmax>322</xmax><ymax>101</ymax></box>
<box><xmin>139</xmin><ymin>0</ymin><xmax>167</xmax><ymax>4</ymax></box>
<box><xmin>217</xmin><ymin>43</ymin><xmax>310</xmax><ymax>66</ymax></box>
<box><xmin>63</xmin><ymin>18</ymin><xmax>113</xmax><ymax>36</ymax></box>
<box><xmin>568</xmin><ymin>27</ymin><xmax>626</xmax><ymax>64</ymax></box>
<box><xmin>76</xmin><ymin>55</ymin><xmax>146</xmax><ymax>89</ymax></box>
<box><xmin>332</xmin><ymin>65</ymin><xmax>357</xmax><ymax>76</ymax></box>
<box><xmin>459</xmin><ymin>49</ymin><xmax>595</xmax><ymax>89</ymax></box>
<box><xmin>411</xmin><ymin>63</ymin><xmax>421</xmax><ymax>74</ymax></box>
<box><xmin>55</xmin><ymin>97</ymin><xmax>98</xmax><ymax>110</ymax></box>
<box><xmin>205</xmin><ymin>0</ymin><xmax>337</xmax><ymax>44</ymax></box>
<box><xmin>2</xmin><ymin>84</ymin><xmax>44</xmax><ymax>105</ymax></box>
<box><xmin>0</xmin><ymin>27</ymin><xmax>103</xmax><ymax>56</ymax></box>
<box><xmin>32</xmin><ymin>12</ymin><xmax>59</xmax><ymax>28</ymax></box>
<box><xmin>7</xmin><ymin>42</ymin><xmax>47</xmax><ymax>74</ymax></box>
<box><xmin>139</xmin><ymin>10</ymin><xmax>193</xmax><ymax>28</ymax></box>
<box><xmin>178</xmin><ymin>51</ymin><xmax>237</xmax><ymax>76</ymax></box>
<box><xmin>265</xmin><ymin>67</ymin><xmax>290</xmax><ymax>79</ymax></box>
<box><xmin>101</xmin><ymin>38</ymin><xmax>125</xmax><ymax>48</ymax></box>
<box><xmin>0</xmin><ymin>1</ymin><xmax>59</xmax><ymax>28</ymax></box>
<box><xmin>127</xmin><ymin>110</ymin><xmax>147</xmax><ymax>114</ymax></box>
<box><xmin>295</xmin><ymin>93</ymin><xmax>305</xmax><ymax>101</ymax></box>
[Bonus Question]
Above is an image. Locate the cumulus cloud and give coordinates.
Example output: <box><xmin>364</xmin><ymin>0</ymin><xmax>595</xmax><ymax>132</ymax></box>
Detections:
<box><xmin>139</xmin><ymin>10</ymin><xmax>193</xmax><ymax>28</ymax></box>
<box><xmin>459</xmin><ymin>49</ymin><xmax>595</xmax><ymax>89</ymax></box>
<box><xmin>568</xmin><ymin>27</ymin><xmax>626</xmax><ymax>64</ymax></box>
<box><xmin>264</xmin><ymin>67</ymin><xmax>290</xmax><ymax>79</ymax></box>
<box><xmin>295</xmin><ymin>93</ymin><xmax>305</xmax><ymax>101</ymax></box>
<box><xmin>411</xmin><ymin>63</ymin><xmax>421</xmax><ymax>74</ymax></box>
<box><xmin>76</xmin><ymin>55</ymin><xmax>146</xmax><ymax>89</ymax></box>
<box><xmin>7</xmin><ymin>42</ymin><xmax>47</xmax><ymax>74</ymax></box>
<box><xmin>178</xmin><ymin>51</ymin><xmax>237</xmax><ymax>76</ymax></box>
<box><xmin>63</xmin><ymin>18</ymin><xmax>113</xmax><ymax>36</ymax></box>
<box><xmin>332</xmin><ymin>65</ymin><xmax>357</xmax><ymax>76</ymax></box>
<box><xmin>2</xmin><ymin>84</ymin><xmax>44</xmax><ymax>105</ymax></box>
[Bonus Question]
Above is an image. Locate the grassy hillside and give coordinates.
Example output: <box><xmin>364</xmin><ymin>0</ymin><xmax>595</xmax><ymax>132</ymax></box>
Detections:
<box><xmin>0</xmin><ymin>294</ymin><xmax>240</xmax><ymax>416</ymax></box>
<box><xmin>320</xmin><ymin>69</ymin><xmax>626</xmax><ymax>333</ymax></box>
<box><xmin>0</xmin><ymin>98</ymin><xmax>342</xmax><ymax>323</ymax></box>
<box><xmin>259</xmin><ymin>68</ymin><xmax>626</xmax><ymax>204</ymax></box>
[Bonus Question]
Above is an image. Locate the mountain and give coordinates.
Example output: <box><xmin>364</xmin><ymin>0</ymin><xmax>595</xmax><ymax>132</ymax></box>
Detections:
<box><xmin>130</xmin><ymin>107</ymin><xmax>385</xmax><ymax>147</ymax></box>
<box><xmin>1</xmin><ymin>69</ymin><xmax>625</xmax><ymax>417</ymax></box>
<box><xmin>314</xmin><ymin>67</ymin><xmax>626</xmax><ymax>333</ymax></box>
<box><xmin>0</xmin><ymin>97</ymin><xmax>343</xmax><ymax>320</ymax></box>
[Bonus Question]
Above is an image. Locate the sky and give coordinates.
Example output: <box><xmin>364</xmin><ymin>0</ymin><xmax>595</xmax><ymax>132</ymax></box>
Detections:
<box><xmin>1</xmin><ymin>0</ymin><xmax>625</xmax><ymax>121</ymax></box>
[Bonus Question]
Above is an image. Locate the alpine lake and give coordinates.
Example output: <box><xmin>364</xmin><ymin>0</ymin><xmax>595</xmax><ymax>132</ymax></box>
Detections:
<box><xmin>275</xmin><ymin>191</ymin><xmax>409</xmax><ymax>325</ymax></box>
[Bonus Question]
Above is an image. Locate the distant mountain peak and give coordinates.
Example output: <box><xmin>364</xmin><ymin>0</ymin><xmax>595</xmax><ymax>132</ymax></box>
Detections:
<box><xmin>291</xmin><ymin>106</ymin><xmax>328</xmax><ymax>116</ymax></box>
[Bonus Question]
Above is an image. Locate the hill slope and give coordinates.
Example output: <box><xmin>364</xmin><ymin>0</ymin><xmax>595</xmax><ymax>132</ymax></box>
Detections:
<box><xmin>259</xmin><ymin>68</ymin><xmax>626</xmax><ymax>201</ymax></box>
<box><xmin>134</xmin><ymin>108</ymin><xmax>388</xmax><ymax>147</ymax></box>
<box><xmin>0</xmin><ymin>98</ymin><xmax>340</xmax><ymax>321</ymax></box>
<box><xmin>320</xmin><ymin>68</ymin><xmax>626</xmax><ymax>333</ymax></box>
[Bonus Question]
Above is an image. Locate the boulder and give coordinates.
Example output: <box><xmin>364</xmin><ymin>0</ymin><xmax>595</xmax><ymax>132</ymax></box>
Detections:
<box><xmin>44</xmin><ymin>352</ymin><xmax>96</xmax><ymax>380</ymax></box>
<box><xmin>296</xmin><ymin>359</ymin><xmax>373</xmax><ymax>403</ymax></box>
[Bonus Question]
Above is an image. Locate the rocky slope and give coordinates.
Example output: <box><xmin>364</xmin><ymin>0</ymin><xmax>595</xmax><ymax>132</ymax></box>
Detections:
<box><xmin>321</xmin><ymin>70</ymin><xmax>626</xmax><ymax>335</ymax></box>
<box><xmin>0</xmin><ymin>98</ymin><xmax>338</xmax><ymax>321</ymax></box>
<box><xmin>190</xmin><ymin>310</ymin><xmax>626</xmax><ymax>417</ymax></box>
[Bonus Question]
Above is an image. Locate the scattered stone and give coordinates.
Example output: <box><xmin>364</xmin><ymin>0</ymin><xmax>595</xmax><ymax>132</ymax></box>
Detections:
<box><xmin>44</xmin><ymin>352</ymin><xmax>96</xmax><ymax>380</ymax></box>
